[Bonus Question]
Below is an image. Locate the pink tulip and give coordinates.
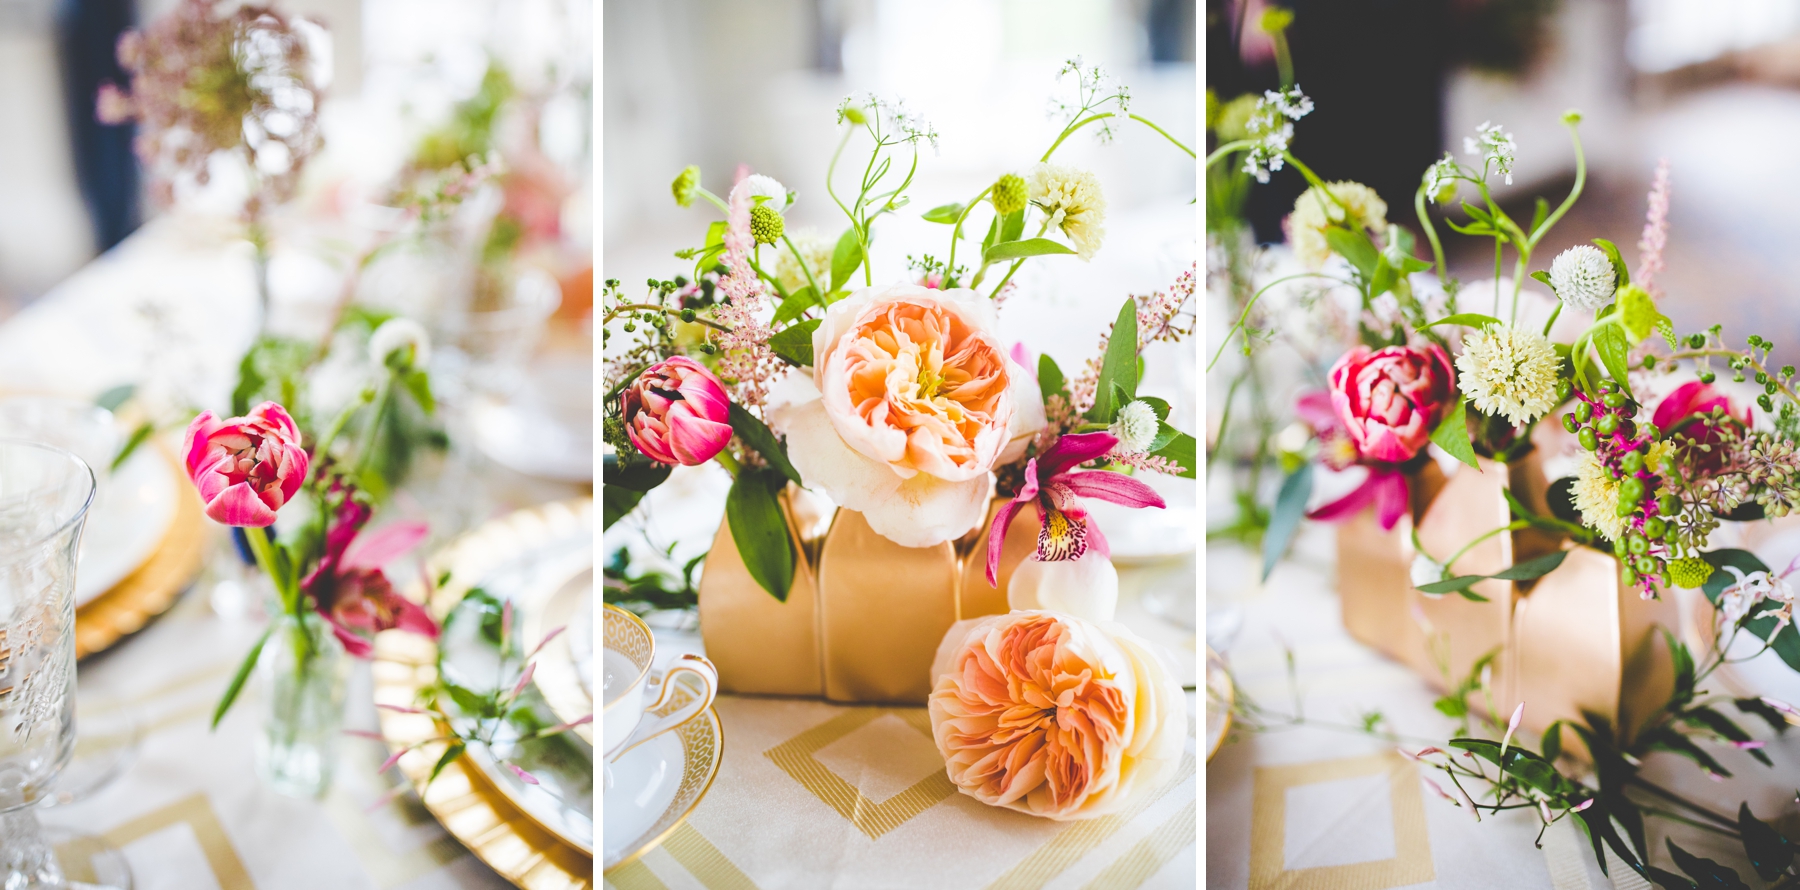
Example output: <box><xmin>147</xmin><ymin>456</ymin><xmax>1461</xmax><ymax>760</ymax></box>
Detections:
<box><xmin>182</xmin><ymin>402</ymin><xmax>309</xmax><ymax>527</ymax></box>
<box><xmin>1328</xmin><ymin>344</ymin><xmax>1455</xmax><ymax>464</ymax></box>
<box><xmin>1652</xmin><ymin>381</ymin><xmax>1749</xmax><ymax>473</ymax></box>
<box><xmin>621</xmin><ymin>356</ymin><xmax>734</xmax><ymax>466</ymax></box>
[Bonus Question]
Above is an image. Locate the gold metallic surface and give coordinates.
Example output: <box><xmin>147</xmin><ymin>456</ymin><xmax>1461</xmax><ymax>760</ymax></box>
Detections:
<box><xmin>76</xmin><ymin>445</ymin><xmax>205</xmax><ymax>660</ymax></box>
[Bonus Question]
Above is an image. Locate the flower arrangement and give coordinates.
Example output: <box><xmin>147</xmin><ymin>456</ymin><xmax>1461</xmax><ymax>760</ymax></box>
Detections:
<box><xmin>603</xmin><ymin>58</ymin><xmax>1198</xmax><ymax>609</ymax></box>
<box><xmin>1209</xmin><ymin>36</ymin><xmax>1800</xmax><ymax>882</ymax></box>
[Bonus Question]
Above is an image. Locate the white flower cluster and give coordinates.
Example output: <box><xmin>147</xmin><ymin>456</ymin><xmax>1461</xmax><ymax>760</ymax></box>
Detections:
<box><xmin>1423</xmin><ymin>153</ymin><xmax>1459</xmax><ymax>204</ymax></box>
<box><xmin>1547</xmin><ymin>245</ymin><xmax>1616</xmax><ymax>311</ymax></box>
<box><xmin>1454</xmin><ymin>324</ymin><xmax>1559</xmax><ymax>426</ymax></box>
<box><xmin>1463</xmin><ymin>121</ymin><xmax>1517</xmax><ymax>186</ymax></box>
<box><xmin>1720</xmin><ymin>566</ymin><xmax>1797</xmax><ymax>641</ymax></box>
<box><xmin>1108</xmin><ymin>400</ymin><xmax>1160</xmax><ymax>455</ymax></box>
<box><xmin>1243</xmin><ymin>86</ymin><xmax>1313</xmax><ymax>184</ymax></box>
<box><xmin>1051</xmin><ymin>55</ymin><xmax>1130</xmax><ymax>143</ymax></box>
<box><xmin>838</xmin><ymin>94</ymin><xmax>939</xmax><ymax>151</ymax></box>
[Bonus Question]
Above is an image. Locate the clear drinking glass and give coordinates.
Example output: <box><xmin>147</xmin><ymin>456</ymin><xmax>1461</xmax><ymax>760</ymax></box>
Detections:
<box><xmin>0</xmin><ymin>440</ymin><xmax>129</xmax><ymax>888</ymax></box>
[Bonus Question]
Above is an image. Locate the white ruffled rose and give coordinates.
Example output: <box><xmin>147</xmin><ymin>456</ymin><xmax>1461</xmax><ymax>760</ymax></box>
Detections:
<box><xmin>766</xmin><ymin>284</ymin><xmax>1045</xmax><ymax>547</ymax></box>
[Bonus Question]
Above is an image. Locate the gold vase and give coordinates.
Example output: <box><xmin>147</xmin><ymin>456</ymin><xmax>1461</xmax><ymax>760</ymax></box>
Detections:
<box><xmin>1336</xmin><ymin>452</ymin><xmax>1679</xmax><ymax>747</ymax></box>
<box><xmin>697</xmin><ymin>494</ymin><xmax>1031</xmax><ymax>704</ymax></box>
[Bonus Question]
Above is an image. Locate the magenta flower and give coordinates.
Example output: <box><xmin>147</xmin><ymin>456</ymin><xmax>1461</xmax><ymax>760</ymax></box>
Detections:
<box><xmin>182</xmin><ymin>402</ymin><xmax>309</xmax><ymax>527</ymax></box>
<box><xmin>1652</xmin><ymin>381</ymin><xmax>1749</xmax><ymax>474</ymax></box>
<box><xmin>1328</xmin><ymin>344</ymin><xmax>1455</xmax><ymax>464</ymax></box>
<box><xmin>984</xmin><ymin>432</ymin><xmax>1165</xmax><ymax>586</ymax></box>
<box><xmin>622</xmin><ymin>356</ymin><xmax>734</xmax><ymax>466</ymax></box>
<box><xmin>301</xmin><ymin>490</ymin><xmax>437</xmax><ymax>658</ymax></box>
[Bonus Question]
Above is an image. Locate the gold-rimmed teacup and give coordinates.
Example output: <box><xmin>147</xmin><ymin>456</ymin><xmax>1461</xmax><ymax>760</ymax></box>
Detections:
<box><xmin>603</xmin><ymin>604</ymin><xmax>717</xmax><ymax>762</ymax></box>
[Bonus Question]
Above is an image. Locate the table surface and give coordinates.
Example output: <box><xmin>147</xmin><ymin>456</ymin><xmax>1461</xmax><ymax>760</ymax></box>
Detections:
<box><xmin>0</xmin><ymin>216</ymin><xmax>588</xmax><ymax>889</ymax></box>
<box><xmin>1205</xmin><ymin>519</ymin><xmax>1800</xmax><ymax>890</ymax></box>
<box><xmin>604</xmin><ymin>583</ymin><xmax>1201</xmax><ymax>890</ymax></box>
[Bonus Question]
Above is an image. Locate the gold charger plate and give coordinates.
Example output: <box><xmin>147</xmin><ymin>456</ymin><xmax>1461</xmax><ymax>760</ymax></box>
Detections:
<box><xmin>1205</xmin><ymin>647</ymin><xmax>1233</xmax><ymax>762</ymax></box>
<box><xmin>77</xmin><ymin>443</ymin><xmax>205</xmax><ymax>660</ymax></box>
<box><xmin>525</xmin><ymin>567</ymin><xmax>594</xmax><ymax>745</ymax></box>
<box><xmin>374</xmin><ymin>499</ymin><xmax>593</xmax><ymax>889</ymax></box>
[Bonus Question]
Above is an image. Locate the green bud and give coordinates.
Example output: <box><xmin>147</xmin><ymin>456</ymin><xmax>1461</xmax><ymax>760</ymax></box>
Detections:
<box><xmin>1596</xmin><ymin>414</ymin><xmax>1619</xmax><ymax>436</ymax></box>
<box><xmin>1616</xmin><ymin>284</ymin><xmax>1657</xmax><ymax>342</ymax></box>
<box><xmin>1621</xmin><ymin>565</ymin><xmax>1639</xmax><ymax>586</ymax></box>
<box><xmin>1575</xmin><ymin>401</ymin><xmax>1594</xmax><ymax>422</ymax></box>
<box><xmin>1657</xmin><ymin>494</ymin><xmax>1682</xmax><ymax>517</ymax></box>
<box><xmin>1643</xmin><ymin>517</ymin><xmax>1667</xmax><ymax>539</ymax></box>
<box><xmin>1635</xmin><ymin>555</ymin><xmax>1659</xmax><ymax>576</ymax></box>
<box><xmin>1620</xmin><ymin>477</ymin><xmax>1645</xmax><ymax>502</ymax></box>
<box><xmin>1760</xmin><ymin>394</ymin><xmax>1775</xmax><ymax>413</ymax></box>
<box><xmin>1578</xmin><ymin>427</ymin><xmax>1599</xmax><ymax>451</ymax></box>
<box><xmin>1620</xmin><ymin>451</ymin><xmax>1644</xmax><ymax>474</ymax></box>
<box><xmin>1602</xmin><ymin>392</ymin><xmax>1626</xmax><ymax>409</ymax></box>
<box><xmin>991</xmin><ymin>174</ymin><xmax>1028</xmax><ymax>217</ymax></box>
<box><xmin>672</xmin><ymin>165</ymin><xmax>701</xmax><ymax>208</ymax></box>
<box><xmin>1626</xmin><ymin>534</ymin><xmax>1649</xmax><ymax>555</ymax></box>
<box><xmin>1699</xmin><ymin>371</ymin><xmax>1716</xmax><ymax>384</ymax></box>
<box><xmin>679</xmin><ymin>308</ymin><xmax>697</xmax><ymax>323</ymax></box>
<box><xmin>1563</xmin><ymin>413</ymin><xmax>1579</xmax><ymax>434</ymax></box>
<box><xmin>749</xmin><ymin>204</ymin><xmax>785</xmax><ymax>246</ymax></box>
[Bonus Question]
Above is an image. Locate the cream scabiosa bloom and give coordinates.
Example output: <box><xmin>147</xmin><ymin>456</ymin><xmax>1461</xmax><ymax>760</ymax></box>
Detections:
<box><xmin>1548</xmin><ymin>245</ymin><xmax>1615</xmax><ymax>311</ymax></box>
<box><xmin>1570</xmin><ymin>451</ymin><xmax>1630</xmax><ymax>542</ymax></box>
<box><xmin>1454</xmin><ymin>325</ymin><xmax>1560</xmax><ymax>426</ymax></box>
<box><xmin>775</xmin><ymin>228</ymin><xmax>831</xmax><ymax>294</ymax></box>
<box><xmin>1285</xmin><ymin>181</ymin><xmax>1386</xmax><ymax>268</ymax></box>
<box><xmin>766</xmin><ymin>284</ymin><xmax>1046</xmax><ymax>547</ymax></box>
<box><xmin>1026</xmin><ymin>163</ymin><xmax>1106</xmax><ymax>260</ymax></box>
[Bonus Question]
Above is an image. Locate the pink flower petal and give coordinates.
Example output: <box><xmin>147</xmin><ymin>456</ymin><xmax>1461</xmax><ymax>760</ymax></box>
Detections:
<box><xmin>1061</xmin><ymin>470</ymin><xmax>1166</xmax><ymax>510</ymax></box>
<box><xmin>506</xmin><ymin>763</ymin><xmax>540</xmax><ymax>785</ymax></box>
<box><xmin>341</xmin><ymin>522</ymin><xmax>431</xmax><ymax>571</ymax></box>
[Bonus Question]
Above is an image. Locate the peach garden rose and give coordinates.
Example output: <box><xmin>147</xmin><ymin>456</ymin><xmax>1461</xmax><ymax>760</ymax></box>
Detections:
<box><xmin>768</xmin><ymin>284</ymin><xmax>1045</xmax><ymax>547</ymax></box>
<box><xmin>927</xmin><ymin>611</ymin><xmax>1185</xmax><ymax>820</ymax></box>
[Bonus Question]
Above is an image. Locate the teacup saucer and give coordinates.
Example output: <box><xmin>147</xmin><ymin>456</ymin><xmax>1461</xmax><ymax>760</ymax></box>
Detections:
<box><xmin>602</xmin><ymin>701</ymin><xmax>723</xmax><ymax>874</ymax></box>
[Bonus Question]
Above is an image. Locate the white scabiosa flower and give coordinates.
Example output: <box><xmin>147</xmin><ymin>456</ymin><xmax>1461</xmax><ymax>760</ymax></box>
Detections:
<box><xmin>1109</xmin><ymin>400</ymin><xmax>1160</xmax><ymax>455</ymax></box>
<box><xmin>1454</xmin><ymin>325</ymin><xmax>1559</xmax><ymax>426</ymax></box>
<box><xmin>370</xmin><ymin>317</ymin><xmax>431</xmax><ymax>370</ymax></box>
<box><xmin>1027</xmin><ymin>163</ymin><xmax>1107</xmax><ymax>260</ymax></box>
<box><xmin>774</xmin><ymin>228</ymin><xmax>831</xmax><ymax>294</ymax></box>
<box><xmin>1284</xmin><ymin>181</ymin><xmax>1387</xmax><ymax>269</ymax></box>
<box><xmin>742</xmin><ymin>174</ymin><xmax>791</xmax><ymax>214</ymax></box>
<box><xmin>1570</xmin><ymin>451</ymin><xmax>1629</xmax><ymax>542</ymax></box>
<box><xmin>1548</xmin><ymin>245</ymin><xmax>1616</xmax><ymax>311</ymax></box>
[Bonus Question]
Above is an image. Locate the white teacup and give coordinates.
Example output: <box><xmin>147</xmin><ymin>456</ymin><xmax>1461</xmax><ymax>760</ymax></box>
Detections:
<box><xmin>603</xmin><ymin>604</ymin><xmax>717</xmax><ymax>762</ymax></box>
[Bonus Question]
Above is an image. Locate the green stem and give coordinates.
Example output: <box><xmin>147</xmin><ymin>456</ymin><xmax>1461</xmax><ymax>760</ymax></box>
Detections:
<box><xmin>313</xmin><ymin>388</ymin><xmax>374</xmax><ymax>462</ymax></box>
<box><xmin>354</xmin><ymin>375</ymin><xmax>393</xmax><ymax>481</ymax></box>
<box><xmin>244</xmin><ymin>526</ymin><xmax>296</xmax><ymax>617</ymax></box>
<box><xmin>781</xmin><ymin>232</ymin><xmax>821</xmax><ymax>298</ymax></box>
<box><xmin>1525</xmin><ymin>118</ymin><xmax>1587</xmax><ymax>250</ymax></box>
<box><xmin>1271</xmin><ymin>27</ymin><xmax>1294</xmax><ymax>87</ymax></box>
<box><xmin>1205</xmin><ymin>139</ymin><xmax>1258</xmax><ymax>170</ymax></box>
<box><xmin>713</xmin><ymin>449</ymin><xmax>742</xmax><ymax>478</ymax></box>
<box><xmin>603</xmin><ymin>303</ymin><xmax>733</xmax><ymax>333</ymax></box>
<box><xmin>1128</xmin><ymin>114</ymin><xmax>1195</xmax><ymax>157</ymax></box>
<box><xmin>1438</xmin><ymin>521</ymin><xmax>1530</xmax><ymax>579</ymax></box>
<box><xmin>946</xmin><ymin>185</ymin><xmax>994</xmax><ymax>279</ymax></box>
<box><xmin>1208</xmin><ymin>370</ymin><xmax>1248</xmax><ymax>467</ymax></box>
<box><xmin>1207</xmin><ymin>272</ymin><xmax>1356</xmax><ymax>372</ymax></box>
<box><xmin>691</xmin><ymin>186</ymin><xmax>731</xmax><ymax>215</ymax></box>
<box><xmin>1414</xmin><ymin>186</ymin><xmax>1449</xmax><ymax>285</ymax></box>
<box><xmin>1542</xmin><ymin>302</ymin><xmax>1563</xmax><ymax>337</ymax></box>
<box><xmin>1041</xmin><ymin>113</ymin><xmax>1112</xmax><ymax>162</ymax></box>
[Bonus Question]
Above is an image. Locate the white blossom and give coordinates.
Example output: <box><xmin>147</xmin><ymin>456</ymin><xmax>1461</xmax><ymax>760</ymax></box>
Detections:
<box><xmin>1463</xmin><ymin>121</ymin><xmax>1517</xmax><ymax>186</ymax></box>
<box><xmin>1547</xmin><ymin>245</ymin><xmax>1616</xmax><ymax>311</ymax></box>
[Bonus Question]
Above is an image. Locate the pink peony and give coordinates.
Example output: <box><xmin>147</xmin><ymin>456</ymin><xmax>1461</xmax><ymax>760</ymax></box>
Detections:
<box><xmin>928</xmin><ymin>611</ymin><xmax>1185</xmax><ymax>820</ymax></box>
<box><xmin>1328</xmin><ymin>344</ymin><xmax>1455</xmax><ymax>463</ymax></box>
<box><xmin>767</xmin><ymin>284</ymin><xmax>1044</xmax><ymax>547</ymax></box>
<box><xmin>621</xmin><ymin>356</ymin><xmax>734</xmax><ymax>466</ymax></box>
<box><xmin>182</xmin><ymin>402</ymin><xmax>308</xmax><ymax>527</ymax></box>
<box><xmin>1653</xmin><ymin>381</ymin><xmax>1749</xmax><ymax>474</ymax></box>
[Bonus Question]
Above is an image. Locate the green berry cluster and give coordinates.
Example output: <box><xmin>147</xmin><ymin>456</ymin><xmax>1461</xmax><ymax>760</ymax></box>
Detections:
<box><xmin>1562</xmin><ymin>380</ymin><xmax>1674</xmax><ymax>591</ymax></box>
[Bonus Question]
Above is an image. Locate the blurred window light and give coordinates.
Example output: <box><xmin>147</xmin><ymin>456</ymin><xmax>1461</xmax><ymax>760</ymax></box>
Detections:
<box><xmin>1630</xmin><ymin>0</ymin><xmax>1800</xmax><ymax>73</ymax></box>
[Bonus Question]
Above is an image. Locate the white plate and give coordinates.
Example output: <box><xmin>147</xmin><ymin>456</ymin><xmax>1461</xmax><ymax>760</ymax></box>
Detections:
<box><xmin>76</xmin><ymin>447</ymin><xmax>177</xmax><ymax>607</ymax></box>
<box><xmin>471</xmin><ymin>352</ymin><xmax>593</xmax><ymax>482</ymax></box>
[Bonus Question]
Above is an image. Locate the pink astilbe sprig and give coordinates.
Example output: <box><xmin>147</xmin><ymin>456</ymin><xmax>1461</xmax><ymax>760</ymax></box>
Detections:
<box><xmin>1102</xmin><ymin>450</ymin><xmax>1184</xmax><ymax>475</ymax></box>
<box><xmin>1135</xmin><ymin>263</ymin><xmax>1198</xmax><ymax>346</ymax></box>
<box><xmin>709</xmin><ymin>169</ymin><xmax>783</xmax><ymax>413</ymax></box>
<box><xmin>1636</xmin><ymin>158</ymin><xmax>1671</xmax><ymax>293</ymax></box>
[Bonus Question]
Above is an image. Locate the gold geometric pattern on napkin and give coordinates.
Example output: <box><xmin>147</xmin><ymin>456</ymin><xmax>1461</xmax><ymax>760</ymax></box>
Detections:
<box><xmin>87</xmin><ymin>792</ymin><xmax>255</xmax><ymax>889</ymax></box>
<box><xmin>763</xmin><ymin>707</ymin><xmax>957</xmax><ymax>840</ymax></box>
<box><xmin>1249</xmin><ymin>751</ymin><xmax>1434</xmax><ymax>890</ymax></box>
<box><xmin>1080</xmin><ymin>797</ymin><xmax>1198</xmax><ymax>890</ymax></box>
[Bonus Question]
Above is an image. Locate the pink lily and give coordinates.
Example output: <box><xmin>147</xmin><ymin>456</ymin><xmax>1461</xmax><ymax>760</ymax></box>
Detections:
<box><xmin>984</xmin><ymin>432</ymin><xmax>1165</xmax><ymax>586</ymax></box>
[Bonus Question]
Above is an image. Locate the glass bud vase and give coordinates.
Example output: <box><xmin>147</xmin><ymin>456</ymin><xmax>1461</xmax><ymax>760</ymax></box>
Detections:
<box><xmin>255</xmin><ymin>611</ymin><xmax>349</xmax><ymax>798</ymax></box>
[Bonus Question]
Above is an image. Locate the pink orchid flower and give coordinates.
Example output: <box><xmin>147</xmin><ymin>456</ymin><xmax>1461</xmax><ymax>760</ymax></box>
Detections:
<box><xmin>621</xmin><ymin>356</ymin><xmax>734</xmax><ymax>466</ymax></box>
<box><xmin>182</xmin><ymin>402</ymin><xmax>309</xmax><ymax>527</ymax></box>
<box><xmin>984</xmin><ymin>431</ymin><xmax>1166</xmax><ymax>586</ymax></box>
<box><xmin>302</xmin><ymin>491</ymin><xmax>437</xmax><ymax>658</ymax></box>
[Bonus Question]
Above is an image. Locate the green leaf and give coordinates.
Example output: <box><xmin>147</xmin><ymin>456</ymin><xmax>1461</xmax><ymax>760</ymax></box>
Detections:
<box><xmin>830</xmin><ymin>229</ymin><xmax>862</xmax><ymax>291</ymax></box>
<box><xmin>1324</xmin><ymin>225</ymin><xmax>1380</xmax><ymax>278</ymax></box>
<box><xmin>1454</xmin><ymin>587</ymin><xmax>1491</xmax><ymax>602</ymax></box>
<box><xmin>1530</xmin><ymin>196</ymin><xmax>1550</xmax><ymax>235</ymax></box>
<box><xmin>922</xmin><ymin>203</ymin><xmax>964</xmax><ymax>224</ymax></box>
<box><xmin>773</xmin><ymin>286</ymin><xmax>819</xmax><ymax>325</ymax></box>
<box><xmin>983</xmin><ymin>238</ymin><xmax>1077</xmax><ymax>263</ymax></box>
<box><xmin>1734</xmin><ymin>697</ymin><xmax>1792</xmax><ymax>735</ymax></box>
<box><xmin>402</xmin><ymin>369</ymin><xmax>435</xmax><ymax>415</ymax></box>
<box><xmin>1702</xmin><ymin>550</ymin><xmax>1772</xmax><ymax>605</ymax></box>
<box><xmin>1085</xmin><ymin>300</ymin><xmax>1140</xmax><ymax>423</ymax></box>
<box><xmin>1542</xmin><ymin>721</ymin><xmax>1563</xmax><ymax>762</ymax></box>
<box><xmin>1261</xmin><ymin>463</ymin><xmax>1313</xmax><ymax>581</ymax></box>
<box><xmin>1149</xmin><ymin>432</ymin><xmax>1197</xmax><ymax>479</ymax></box>
<box><xmin>1443</xmin><ymin>217</ymin><xmax>1498</xmax><ymax>237</ymax></box>
<box><xmin>1492</xmin><ymin>550</ymin><xmax>1569</xmax><ymax>581</ymax></box>
<box><xmin>1641</xmin><ymin>726</ymin><xmax>1732</xmax><ymax>779</ymax></box>
<box><xmin>1431</xmin><ymin>400</ymin><xmax>1479</xmax><ymax>469</ymax></box>
<box><xmin>94</xmin><ymin>384</ymin><xmax>135</xmax><ymax>412</ymax></box>
<box><xmin>1416</xmin><ymin>575</ymin><xmax>1485</xmax><ymax>595</ymax></box>
<box><xmin>1146</xmin><ymin>420</ymin><xmax>1180</xmax><ymax>454</ymax></box>
<box><xmin>602</xmin><ymin>485</ymin><xmax>647</xmax><ymax>530</ymax></box>
<box><xmin>1647</xmin><ymin>868</ymin><xmax>1698</xmax><ymax>890</ymax></box>
<box><xmin>728</xmin><ymin>403</ymin><xmax>802</xmax><ymax>486</ymax></box>
<box><xmin>1037</xmin><ymin>354</ymin><xmax>1067</xmax><ymax>403</ymax></box>
<box><xmin>110</xmin><ymin>422</ymin><xmax>154</xmax><ymax>473</ymax></box>
<box><xmin>1530</xmin><ymin>269</ymin><xmax>1555</xmax><ymax>292</ymax></box>
<box><xmin>705</xmin><ymin>220</ymin><xmax>727</xmax><ymax>248</ymax></box>
<box><xmin>1739</xmin><ymin>803</ymin><xmax>1794</xmax><ymax>881</ymax></box>
<box><xmin>429</xmin><ymin>740</ymin><xmax>467</xmax><ymax>785</ymax></box>
<box><xmin>726</xmin><ymin>467</ymin><xmax>795</xmax><ymax>601</ymax></box>
<box><xmin>1594</xmin><ymin>238</ymin><xmax>1631</xmax><ymax>287</ymax></box>
<box><xmin>980</xmin><ymin>216</ymin><xmax>999</xmax><ymax>256</ymax></box>
<box><xmin>770</xmin><ymin>319</ymin><xmax>821</xmax><ymax>367</ymax></box>
<box><xmin>1666</xmin><ymin>839</ymin><xmax>1750</xmax><ymax>890</ymax></box>
<box><xmin>1592</xmin><ymin>324</ymin><xmax>1634</xmax><ymax>399</ymax></box>
<box><xmin>1000</xmin><ymin>208</ymin><xmax>1024</xmax><ymax>244</ymax></box>
<box><xmin>443</xmin><ymin>680</ymin><xmax>491</xmax><ymax>717</ymax></box>
<box><xmin>211</xmin><ymin>627</ymin><xmax>273</xmax><ymax>729</ymax></box>
<box><xmin>602</xmin><ymin>455</ymin><xmax>672</xmax><ymax>492</ymax></box>
<box><xmin>1418</xmin><ymin>313</ymin><xmax>1501</xmax><ymax>332</ymax></box>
